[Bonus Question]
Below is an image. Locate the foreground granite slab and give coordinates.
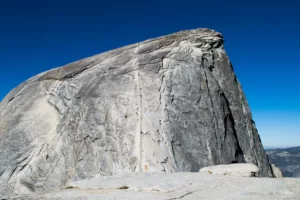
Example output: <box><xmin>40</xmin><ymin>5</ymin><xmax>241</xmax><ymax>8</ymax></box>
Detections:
<box><xmin>0</xmin><ymin>28</ymin><xmax>274</xmax><ymax>197</ymax></box>
<box><xmin>19</xmin><ymin>173</ymin><xmax>300</xmax><ymax>200</ymax></box>
<box><xmin>199</xmin><ymin>163</ymin><xmax>260</xmax><ymax>177</ymax></box>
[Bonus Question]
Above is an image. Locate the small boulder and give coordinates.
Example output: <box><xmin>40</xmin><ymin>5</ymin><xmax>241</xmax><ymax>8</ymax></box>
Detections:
<box><xmin>199</xmin><ymin>163</ymin><xmax>259</xmax><ymax>177</ymax></box>
<box><xmin>271</xmin><ymin>164</ymin><xmax>283</xmax><ymax>178</ymax></box>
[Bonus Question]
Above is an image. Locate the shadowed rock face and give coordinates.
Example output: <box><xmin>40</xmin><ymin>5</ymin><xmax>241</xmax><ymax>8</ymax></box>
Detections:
<box><xmin>0</xmin><ymin>28</ymin><xmax>274</xmax><ymax>197</ymax></box>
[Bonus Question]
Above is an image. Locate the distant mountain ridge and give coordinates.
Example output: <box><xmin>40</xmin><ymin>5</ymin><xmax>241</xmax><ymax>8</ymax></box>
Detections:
<box><xmin>266</xmin><ymin>146</ymin><xmax>300</xmax><ymax>177</ymax></box>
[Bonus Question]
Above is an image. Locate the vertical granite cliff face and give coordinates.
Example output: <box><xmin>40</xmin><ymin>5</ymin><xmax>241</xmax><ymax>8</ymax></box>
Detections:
<box><xmin>0</xmin><ymin>29</ymin><xmax>274</xmax><ymax>197</ymax></box>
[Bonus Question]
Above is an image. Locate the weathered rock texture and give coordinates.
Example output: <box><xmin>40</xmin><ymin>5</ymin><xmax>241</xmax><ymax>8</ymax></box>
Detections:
<box><xmin>0</xmin><ymin>28</ymin><xmax>273</xmax><ymax>197</ymax></box>
<box><xmin>34</xmin><ymin>173</ymin><xmax>300</xmax><ymax>200</ymax></box>
<box><xmin>271</xmin><ymin>164</ymin><xmax>283</xmax><ymax>178</ymax></box>
<box><xmin>199</xmin><ymin>163</ymin><xmax>260</xmax><ymax>177</ymax></box>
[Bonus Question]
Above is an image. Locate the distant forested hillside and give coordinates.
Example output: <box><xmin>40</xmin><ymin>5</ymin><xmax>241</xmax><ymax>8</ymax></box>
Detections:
<box><xmin>266</xmin><ymin>146</ymin><xmax>300</xmax><ymax>177</ymax></box>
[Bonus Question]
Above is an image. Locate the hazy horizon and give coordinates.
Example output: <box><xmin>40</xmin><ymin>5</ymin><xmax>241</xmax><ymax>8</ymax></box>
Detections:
<box><xmin>0</xmin><ymin>0</ymin><xmax>299</xmax><ymax>148</ymax></box>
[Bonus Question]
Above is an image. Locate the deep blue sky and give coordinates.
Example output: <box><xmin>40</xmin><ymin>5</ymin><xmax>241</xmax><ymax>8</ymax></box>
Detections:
<box><xmin>0</xmin><ymin>0</ymin><xmax>299</xmax><ymax>147</ymax></box>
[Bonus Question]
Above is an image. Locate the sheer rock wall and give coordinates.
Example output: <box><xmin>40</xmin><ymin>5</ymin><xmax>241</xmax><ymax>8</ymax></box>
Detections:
<box><xmin>0</xmin><ymin>28</ymin><xmax>274</xmax><ymax>197</ymax></box>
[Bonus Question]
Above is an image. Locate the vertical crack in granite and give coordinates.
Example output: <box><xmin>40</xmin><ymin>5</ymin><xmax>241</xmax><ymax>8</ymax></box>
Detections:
<box><xmin>135</xmin><ymin>70</ymin><xmax>143</xmax><ymax>172</ymax></box>
<box><xmin>159</xmin><ymin>57</ymin><xmax>179</xmax><ymax>172</ymax></box>
<box><xmin>202</xmin><ymin>66</ymin><xmax>220</xmax><ymax>165</ymax></box>
<box><xmin>168</xmin><ymin>67</ymin><xmax>179</xmax><ymax>170</ymax></box>
<box><xmin>220</xmin><ymin>93</ymin><xmax>245</xmax><ymax>163</ymax></box>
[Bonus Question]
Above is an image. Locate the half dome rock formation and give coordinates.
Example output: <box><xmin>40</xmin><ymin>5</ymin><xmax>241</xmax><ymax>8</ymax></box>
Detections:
<box><xmin>0</xmin><ymin>28</ymin><xmax>274</xmax><ymax>197</ymax></box>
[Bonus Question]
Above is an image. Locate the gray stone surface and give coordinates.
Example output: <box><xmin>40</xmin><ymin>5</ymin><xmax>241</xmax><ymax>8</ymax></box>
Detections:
<box><xmin>199</xmin><ymin>163</ymin><xmax>259</xmax><ymax>177</ymax></box>
<box><xmin>0</xmin><ymin>28</ymin><xmax>274</xmax><ymax>198</ymax></box>
<box><xmin>271</xmin><ymin>164</ymin><xmax>283</xmax><ymax>178</ymax></box>
<box><xmin>18</xmin><ymin>173</ymin><xmax>300</xmax><ymax>200</ymax></box>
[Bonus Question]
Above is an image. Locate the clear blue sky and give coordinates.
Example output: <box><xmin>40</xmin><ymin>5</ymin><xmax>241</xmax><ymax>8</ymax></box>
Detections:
<box><xmin>0</xmin><ymin>0</ymin><xmax>299</xmax><ymax>148</ymax></box>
